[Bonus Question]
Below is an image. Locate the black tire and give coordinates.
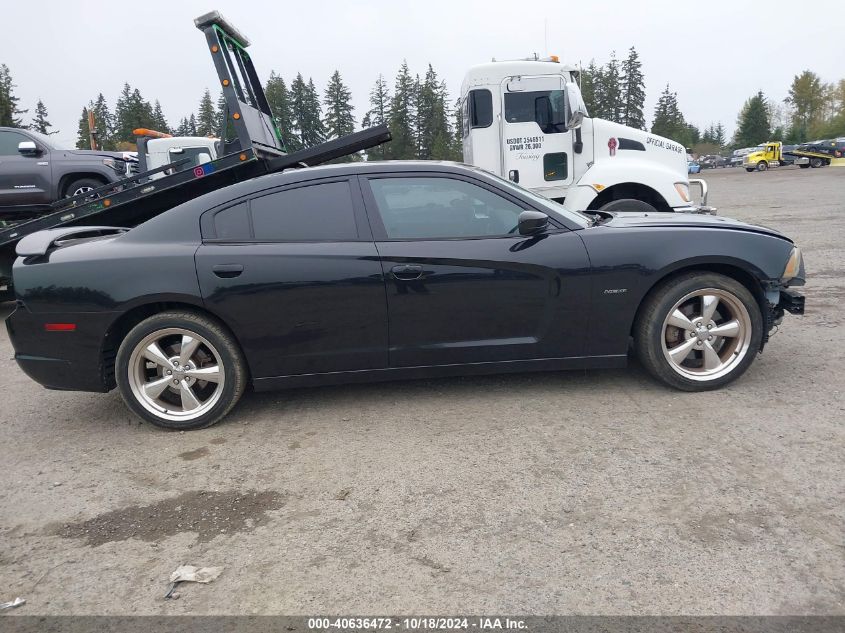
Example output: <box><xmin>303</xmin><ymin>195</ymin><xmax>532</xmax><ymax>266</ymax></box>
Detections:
<box><xmin>115</xmin><ymin>311</ymin><xmax>247</xmax><ymax>430</ymax></box>
<box><xmin>745</xmin><ymin>168</ymin><xmax>755</xmax><ymax>172</ymax></box>
<box><xmin>599</xmin><ymin>198</ymin><xmax>659</xmax><ymax>213</ymax></box>
<box><xmin>64</xmin><ymin>177</ymin><xmax>104</xmax><ymax>198</ymax></box>
<box><xmin>634</xmin><ymin>272</ymin><xmax>763</xmax><ymax>391</ymax></box>
<box><xmin>799</xmin><ymin>163</ymin><xmax>810</xmax><ymax>169</ymax></box>
<box><xmin>810</xmin><ymin>158</ymin><xmax>823</xmax><ymax>168</ymax></box>
<box><xmin>756</xmin><ymin>161</ymin><xmax>768</xmax><ymax>172</ymax></box>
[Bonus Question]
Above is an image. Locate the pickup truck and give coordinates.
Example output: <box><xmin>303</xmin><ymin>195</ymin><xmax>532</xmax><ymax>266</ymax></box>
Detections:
<box><xmin>0</xmin><ymin>127</ymin><xmax>134</xmax><ymax>221</ymax></box>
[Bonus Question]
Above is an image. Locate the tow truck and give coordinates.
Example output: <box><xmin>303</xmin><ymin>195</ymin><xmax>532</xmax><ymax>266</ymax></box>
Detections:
<box><xmin>743</xmin><ymin>140</ymin><xmax>840</xmax><ymax>171</ymax></box>
<box><xmin>460</xmin><ymin>55</ymin><xmax>715</xmax><ymax>216</ymax></box>
<box><xmin>0</xmin><ymin>11</ymin><xmax>390</xmax><ymax>301</ymax></box>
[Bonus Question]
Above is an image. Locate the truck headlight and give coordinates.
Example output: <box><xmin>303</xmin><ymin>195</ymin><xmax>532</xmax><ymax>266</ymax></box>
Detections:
<box><xmin>674</xmin><ymin>182</ymin><xmax>690</xmax><ymax>203</ymax></box>
<box><xmin>781</xmin><ymin>247</ymin><xmax>805</xmax><ymax>283</ymax></box>
<box><xmin>102</xmin><ymin>158</ymin><xmax>125</xmax><ymax>173</ymax></box>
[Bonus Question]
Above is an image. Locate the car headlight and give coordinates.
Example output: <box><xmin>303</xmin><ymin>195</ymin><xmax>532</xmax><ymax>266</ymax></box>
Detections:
<box><xmin>781</xmin><ymin>246</ymin><xmax>805</xmax><ymax>283</ymax></box>
<box><xmin>674</xmin><ymin>182</ymin><xmax>690</xmax><ymax>203</ymax></box>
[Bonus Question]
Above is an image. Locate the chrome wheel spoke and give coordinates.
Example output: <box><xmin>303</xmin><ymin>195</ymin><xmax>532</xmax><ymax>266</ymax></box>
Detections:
<box><xmin>667</xmin><ymin>309</ymin><xmax>695</xmax><ymax>332</ymax></box>
<box><xmin>185</xmin><ymin>365</ymin><xmax>221</xmax><ymax>383</ymax></box>
<box><xmin>701</xmin><ymin>294</ymin><xmax>720</xmax><ymax>323</ymax></box>
<box><xmin>179</xmin><ymin>335</ymin><xmax>201</xmax><ymax>366</ymax></box>
<box><xmin>668</xmin><ymin>337</ymin><xmax>698</xmax><ymax>363</ymax></box>
<box><xmin>143</xmin><ymin>375</ymin><xmax>172</xmax><ymax>399</ymax></box>
<box><xmin>179</xmin><ymin>380</ymin><xmax>201</xmax><ymax>411</ymax></box>
<box><xmin>711</xmin><ymin>319</ymin><xmax>740</xmax><ymax>338</ymax></box>
<box><xmin>143</xmin><ymin>342</ymin><xmax>172</xmax><ymax>368</ymax></box>
<box><xmin>702</xmin><ymin>342</ymin><xmax>721</xmax><ymax>370</ymax></box>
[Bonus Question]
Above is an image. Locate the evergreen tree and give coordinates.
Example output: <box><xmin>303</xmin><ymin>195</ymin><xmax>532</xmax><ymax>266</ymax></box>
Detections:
<box><xmin>362</xmin><ymin>75</ymin><xmax>391</xmax><ymax>160</ymax></box>
<box><xmin>651</xmin><ymin>84</ymin><xmax>689</xmax><ymax>144</ymax></box>
<box><xmin>76</xmin><ymin>107</ymin><xmax>91</xmax><ymax>149</ymax></box>
<box><xmin>196</xmin><ymin>89</ymin><xmax>217</xmax><ymax>137</ymax></box>
<box><xmin>290</xmin><ymin>73</ymin><xmax>308</xmax><ymax>150</ymax></box>
<box><xmin>714</xmin><ymin>122</ymin><xmax>727</xmax><ymax>148</ymax></box>
<box><xmin>265</xmin><ymin>72</ymin><xmax>295</xmax><ymax>150</ymax></box>
<box><xmin>620</xmin><ymin>47</ymin><xmax>646</xmax><ymax>129</ymax></box>
<box><xmin>0</xmin><ymin>64</ymin><xmax>27</xmax><ymax>127</ymax></box>
<box><xmin>90</xmin><ymin>93</ymin><xmax>114</xmax><ymax>149</ymax></box>
<box><xmin>323</xmin><ymin>70</ymin><xmax>355</xmax><ymax>142</ymax></box>
<box><xmin>580</xmin><ymin>60</ymin><xmax>602</xmax><ymax>116</ymax></box>
<box><xmin>597</xmin><ymin>52</ymin><xmax>624</xmax><ymax>124</ymax></box>
<box><xmin>114</xmin><ymin>84</ymin><xmax>155</xmax><ymax>144</ymax></box>
<box><xmin>386</xmin><ymin>60</ymin><xmax>417</xmax><ymax>159</ymax></box>
<box><xmin>175</xmin><ymin>117</ymin><xmax>190</xmax><ymax>136</ymax></box>
<box><xmin>414</xmin><ymin>65</ymin><xmax>452</xmax><ymax>160</ymax></box>
<box><xmin>734</xmin><ymin>91</ymin><xmax>771</xmax><ymax>147</ymax></box>
<box><xmin>302</xmin><ymin>78</ymin><xmax>325</xmax><ymax>147</ymax></box>
<box><xmin>151</xmin><ymin>100</ymin><xmax>170</xmax><ymax>134</ymax></box>
<box><xmin>31</xmin><ymin>99</ymin><xmax>54</xmax><ymax>135</ymax></box>
<box><xmin>452</xmin><ymin>96</ymin><xmax>464</xmax><ymax>160</ymax></box>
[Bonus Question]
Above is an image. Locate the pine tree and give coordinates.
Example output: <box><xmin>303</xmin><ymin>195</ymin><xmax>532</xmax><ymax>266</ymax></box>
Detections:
<box><xmin>414</xmin><ymin>65</ymin><xmax>452</xmax><ymax>160</ymax></box>
<box><xmin>114</xmin><ymin>84</ymin><xmax>155</xmax><ymax>144</ymax></box>
<box><xmin>0</xmin><ymin>64</ymin><xmax>27</xmax><ymax>127</ymax></box>
<box><xmin>302</xmin><ymin>78</ymin><xmax>325</xmax><ymax>147</ymax></box>
<box><xmin>580</xmin><ymin>60</ymin><xmax>602</xmax><ymax>116</ymax></box>
<box><xmin>714</xmin><ymin>122</ymin><xmax>727</xmax><ymax>148</ymax></box>
<box><xmin>175</xmin><ymin>117</ymin><xmax>190</xmax><ymax>136</ymax></box>
<box><xmin>265</xmin><ymin>72</ymin><xmax>295</xmax><ymax>150</ymax></box>
<box><xmin>196</xmin><ymin>89</ymin><xmax>217</xmax><ymax>137</ymax></box>
<box><xmin>651</xmin><ymin>84</ymin><xmax>690</xmax><ymax>144</ymax></box>
<box><xmin>362</xmin><ymin>75</ymin><xmax>391</xmax><ymax>160</ymax></box>
<box><xmin>734</xmin><ymin>91</ymin><xmax>771</xmax><ymax>147</ymax></box>
<box><xmin>76</xmin><ymin>107</ymin><xmax>91</xmax><ymax>149</ymax></box>
<box><xmin>323</xmin><ymin>70</ymin><xmax>355</xmax><ymax>142</ymax></box>
<box><xmin>31</xmin><ymin>99</ymin><xmax>55</xmax><ymax>135</ymax></box>
<box><xmin>290</xmin><ymin>73</ymin><xmax>309</xmax><ymax>150</ymax></box>
<box><xmin>151</xmin><ymin>100</ymin><xmax>170</xmax><ymax>134</ymax></box>
<box><xmin>597</xmin><ymin>52</ymin><xmax>624</xmax><ymax>124</ymax></box>
<box><xmin>90</xmin><ymin>93</ymin><xmax>114</xmax><ymax>149</ymax></box>
<box><xmin>620</xmin><ymin>47</ymin><xmax>646</xmax><ymax>129</ymax></box>
<box><xmin>386</xmin><ymin>61</ymin><xmax>417</xmax><ymax>160</ymax></box>
<box><xmin>187</xmin><ymin>114</ymin><xmax>198</xmax><ymax>136</ymax></box>
<box><xmin>451</xmin><ymin>96</ymin><xmax>464</xmax><ymax>160</ymax></box>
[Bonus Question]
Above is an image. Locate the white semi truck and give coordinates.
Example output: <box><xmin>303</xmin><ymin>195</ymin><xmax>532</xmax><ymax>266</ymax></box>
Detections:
<box><xmin>460</xmin><ymin>56</ymin><xmax>714</xmax><ymax>214</ymax></box>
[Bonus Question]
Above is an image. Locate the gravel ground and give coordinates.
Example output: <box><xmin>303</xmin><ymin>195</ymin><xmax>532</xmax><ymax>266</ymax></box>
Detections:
<box><xmin>0</xmin><ymin>166</ymin><xmax>843</xmax><ymax>615</ymax></box>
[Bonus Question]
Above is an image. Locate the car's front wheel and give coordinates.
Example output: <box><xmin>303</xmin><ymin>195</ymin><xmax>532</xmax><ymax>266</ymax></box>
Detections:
<box><xmin>634</xmin><ymin>273</ymin><xmax>763</xmax><ymax>391</ymax></box>
<box><xmin>116</xmin><ymin>311</ymin><xmax>247</xmax><ymax>429</ymax></box>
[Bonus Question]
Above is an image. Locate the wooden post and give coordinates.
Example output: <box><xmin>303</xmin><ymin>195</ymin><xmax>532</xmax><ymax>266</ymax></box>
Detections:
<box><xmin>87</xmin><ymin>110</ymin><xmax>98</xmax><ymax>150</ymax></box>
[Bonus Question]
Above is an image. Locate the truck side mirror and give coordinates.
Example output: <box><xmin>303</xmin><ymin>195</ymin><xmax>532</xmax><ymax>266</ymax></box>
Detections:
<box><xmin>564</xmin><ymin>83</ymin><xmax>588</xmax><ymax>130</ymax></box>
<box><xmin>517</xmin><ymin>210</ymin><xmax>549</xmax><ymax>235</ymax></box>
<box><xmin>17</xmin><ymin>141</ymin><xmax>39</xmax><ymax>156</ymax></box>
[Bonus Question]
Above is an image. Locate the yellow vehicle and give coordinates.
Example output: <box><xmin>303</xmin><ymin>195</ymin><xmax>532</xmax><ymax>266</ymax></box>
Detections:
<box><xmin>743</xmin><ymin>141</ymin><xmax>835</xmax><ymax>172</ymax></box>
<box><xmin>743</xmin><ymin>142</ymin><xmax>800</xmax><ymax>172</ymax></box>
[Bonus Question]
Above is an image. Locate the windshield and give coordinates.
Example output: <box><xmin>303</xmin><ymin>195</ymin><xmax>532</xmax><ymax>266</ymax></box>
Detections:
<box><xmin>481</xmin><ymin>169</ymin><xmax>591</xmax><ymax>228</ymax></box>
<box><xmin>26</xmin><ymin>129</ymin><xmax>74</xmax><ymax>150</ymax></box>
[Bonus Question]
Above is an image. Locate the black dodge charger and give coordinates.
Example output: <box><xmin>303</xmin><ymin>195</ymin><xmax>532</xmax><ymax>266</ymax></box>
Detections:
<box><xmin>5</xmin><ymin>162</ymin><xmax>805</xmax><ymax>429</ymax></box>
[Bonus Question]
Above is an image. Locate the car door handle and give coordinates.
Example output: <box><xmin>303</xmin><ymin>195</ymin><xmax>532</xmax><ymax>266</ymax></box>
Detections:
<box><xmin>391</xmin><ymin>264</ymin><xmax>423</xmax><ymax>281</ymax></box>
<box><xmin>212</xmin><ymin>264</ymin><xmax>244</xmax><ymax>278</ymax></box>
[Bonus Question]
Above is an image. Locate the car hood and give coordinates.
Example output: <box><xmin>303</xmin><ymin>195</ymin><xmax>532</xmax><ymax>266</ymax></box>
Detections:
<box><xmin>599</xmin><ymin>212</ymin><xmax>789</xmax><ymax>241</ymax></box>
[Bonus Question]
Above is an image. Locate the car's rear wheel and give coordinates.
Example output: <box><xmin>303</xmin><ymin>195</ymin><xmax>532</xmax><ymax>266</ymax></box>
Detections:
<box><xmin>599</xmin><ymin>198</ymin><xmax>659</xmax><ymax>214</ymax></box>
<box><xmin>634</xmin><ymin>273</ymin><xmax>763</xmax><ymax>391</ymax></box>
<box><xmin>116</xmin><ymin>311</ymin><xmax>247</xmax><ymax>429</ymax></box>
<box><xmin>810</xmin><ymin>158</ymin><xmax>824</xmax><ymax>168</ymax></box>
<box><xmin>64</xmin><ymin>177</ymin><xmax>104</xmax><ymax>199</ymax></box>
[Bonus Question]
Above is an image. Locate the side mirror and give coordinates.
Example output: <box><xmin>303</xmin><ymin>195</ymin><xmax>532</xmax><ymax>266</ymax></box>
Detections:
<box><xmin>517</xmin><ymin>210</ymin><xmax>549</xmax><ymax>236</ymax></box>
<box><xmin>565</xmin><ymin>82</ymin><xmax>588</xmax><ymax>130</ymax></box>
<box><xmin>18</xmin><ymin>141</ymin><xmax>39</xmax><ymax>156</ymax></box>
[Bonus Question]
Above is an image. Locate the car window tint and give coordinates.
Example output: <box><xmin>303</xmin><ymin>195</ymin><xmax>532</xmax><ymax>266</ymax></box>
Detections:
<box><xmin>213</xmin><ymin>202</ymin><xmax>250</xmax><ymax>240</ymax></box>
<box><xmin>250</xmin><ymin>181</ymin><xmax>358</xmax><ymax>241</ymax></box>
<box><xmin>0</xmin><ymin>131</ymin><xmax>30</xmax><ymax>156</ymax></box>
<box><xmin>368</xmin><ymin>177</ymin><xmax>524</xmax><ymax>240</ymax></box>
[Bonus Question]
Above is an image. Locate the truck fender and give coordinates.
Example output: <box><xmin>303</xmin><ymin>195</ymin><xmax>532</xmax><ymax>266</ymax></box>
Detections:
<box><xmin>565</xmin><ymin>159</ymin><xmax>688</xmax><ymax>212</ymax></box>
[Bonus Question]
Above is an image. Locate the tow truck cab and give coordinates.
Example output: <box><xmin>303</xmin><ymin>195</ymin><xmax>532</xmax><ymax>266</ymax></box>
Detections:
<box><xmin>460</xmin><ymin>57</ymin><xmax>714</xmax><ymax>214</ymax></box>
<box><xmin>133</xmin><ymin>129</ymin><xmax>220</xmax><ymax>179</ymax></box>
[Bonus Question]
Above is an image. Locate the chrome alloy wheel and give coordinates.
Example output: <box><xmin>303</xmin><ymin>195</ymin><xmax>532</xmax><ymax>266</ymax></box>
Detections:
<box><xmin>661</xmin><ymin>288</ymin><xmax>753</xmax><ymax>382</ymax></box>
<box><xmin>127</xmin><ymin>328</ymin><xmax>225</xmax><ymax>422</ymax></box>
<box><xmin>71</xmin><ymin>185</ymin><xmax>94</xmax><ymax>197</ymax></box>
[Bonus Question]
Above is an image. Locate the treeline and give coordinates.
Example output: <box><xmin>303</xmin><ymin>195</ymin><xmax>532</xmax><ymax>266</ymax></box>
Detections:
<box><xmin>3</xmin><ymin>58</ymin><xmax>844</xmax><ymax>159</ymax></box>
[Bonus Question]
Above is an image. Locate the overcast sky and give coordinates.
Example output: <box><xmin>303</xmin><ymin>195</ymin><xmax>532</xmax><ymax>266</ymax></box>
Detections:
<box><xmin>4</xmin><ymin>0</ymin><xmax>845</xmax><ymax>149</ymax></box>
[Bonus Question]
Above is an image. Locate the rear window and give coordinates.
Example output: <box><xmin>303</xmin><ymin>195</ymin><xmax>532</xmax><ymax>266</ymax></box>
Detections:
<box><xmin>250</xmin><ymin>181</ymin><xmax>358</xmax><ymax>241</ymax></box>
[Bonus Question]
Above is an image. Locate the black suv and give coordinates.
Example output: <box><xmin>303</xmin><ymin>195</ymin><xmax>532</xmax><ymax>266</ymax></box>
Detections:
<box><xmin>0</xmin><ymin>127</ymin><xmax>132</xmax><ymax>220</ymax></box>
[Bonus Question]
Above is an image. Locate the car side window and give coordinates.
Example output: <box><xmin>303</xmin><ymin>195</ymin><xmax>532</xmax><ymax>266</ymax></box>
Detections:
<box><xmin>250</xmin><ymin>180</ymin><xmax>358</xmax><ymax>241</ymax></box>
<box><xmin>213</xmin><ymin>202</ymin><xmax>250</xmax><ymax>241</ymax></box>
<box><xmin>0</xmin><ymin>131</ymin><xmax>30</xmax><ymax>156</ymax></box>
<box><xmin>367</xmin><ymin>177</ymin><xmax>525</xmax><ymax>240</ymax></box>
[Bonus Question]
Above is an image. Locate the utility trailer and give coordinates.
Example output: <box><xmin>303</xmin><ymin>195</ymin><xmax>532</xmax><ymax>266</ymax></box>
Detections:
<box><xmin>0</xmin><ymin>11</ymin><xmax>390</xmax><ymax>300</ymax></box>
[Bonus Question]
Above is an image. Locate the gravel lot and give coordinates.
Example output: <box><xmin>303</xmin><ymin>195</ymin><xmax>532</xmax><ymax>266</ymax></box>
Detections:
<box><xmin>0</xmin><ymin>166</ymin><xmax>842</xmax><ymax>615</ymax></box>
